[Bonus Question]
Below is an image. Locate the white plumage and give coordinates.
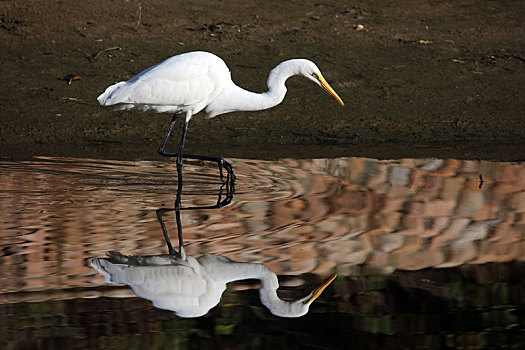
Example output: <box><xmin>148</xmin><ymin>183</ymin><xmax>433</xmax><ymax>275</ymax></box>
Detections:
<box><xmin>91</xmin><ymin>251</ymin><xmax>336</xmax><ymax>318</ymax></box>
<box><xmin>97</xmin><ymin>51</ymin><xmax>344</xmax><ymax>181</ymax></box>
<box><xmin>98</xmin><ymin>52</ymin><xmax>229</xmax><ymax>117</ymax></box>
<box><xmin>98</xmin><ymin>51</ymin><xmax>344</xmax><ymax>121</ymax></box>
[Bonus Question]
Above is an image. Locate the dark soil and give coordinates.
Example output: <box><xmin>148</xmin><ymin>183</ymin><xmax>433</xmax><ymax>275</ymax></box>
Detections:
<box><xmin>1</xmin><ymin>0</ymin><xmax>524</xmax><ymax>160</ymax></box>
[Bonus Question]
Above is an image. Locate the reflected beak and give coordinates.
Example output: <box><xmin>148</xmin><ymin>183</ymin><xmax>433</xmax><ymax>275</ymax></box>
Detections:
<box><xmin>319</xmin><ymin>77</ymin><xmax>345</xmax><ymax>106</ymax></box>
<box><xmin>304</xmin><ymin>274</ymin><xmax>337</xmax><ymax>305</ymax></box>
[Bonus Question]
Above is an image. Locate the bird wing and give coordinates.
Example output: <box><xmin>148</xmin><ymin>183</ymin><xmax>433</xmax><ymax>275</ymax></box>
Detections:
<box><xmin>91</xmin><ymin>258</ymin><xmax>216</xmax><ymax>315</ymax></box>
<box><xmin>97</xmin><ymin>52</ymin><xmax>228</xmax><ymax>113</ymax></box>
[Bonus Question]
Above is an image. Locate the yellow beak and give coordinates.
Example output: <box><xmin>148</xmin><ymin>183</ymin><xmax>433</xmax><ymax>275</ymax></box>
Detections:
<box><xmin>319</xmin><ymin>77</ymin><xmax>345</xmax><ymax>106</ymax></box>
<box><xmin>304</xmin><ymin>273</ymin><xmax>337</xmax><ymax>305</ymax></box>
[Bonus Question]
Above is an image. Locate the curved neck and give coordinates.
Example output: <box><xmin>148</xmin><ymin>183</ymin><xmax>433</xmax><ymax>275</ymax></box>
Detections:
<box><xmin>266</xmin><ymin>59</ymin><xmax>305</xmax><ymax>93</ymax></box>
<box><xmin>206</xmin><ymin>60</ymin><xmax>306</xmax><ymax>117</ymax></box>
<box><xmin>202</xmin><ymin>257</ymin><xmax>305</xmax><ymax>317</ymax></box>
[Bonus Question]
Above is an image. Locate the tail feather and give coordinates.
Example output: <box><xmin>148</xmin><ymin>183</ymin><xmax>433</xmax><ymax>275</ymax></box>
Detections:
<box><xmin>97</xmin><ymin>81</ymin><xmax>127</xmax><ymax>106</ymax></box>
<box><xmin>91</xmin><ymin>258</ymin><xmax>124</xmax><ymax>284</ymax></box>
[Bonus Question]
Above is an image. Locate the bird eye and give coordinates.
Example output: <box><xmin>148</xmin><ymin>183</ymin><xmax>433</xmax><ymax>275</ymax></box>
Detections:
<box><xmin>312</xmin><ymin>73</ymin><xmax>320</xmax><ymax>80</ymax></box>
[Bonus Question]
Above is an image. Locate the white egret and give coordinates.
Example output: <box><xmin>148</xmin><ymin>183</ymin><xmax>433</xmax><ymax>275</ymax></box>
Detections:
<box><xmin>91</xmin><ymin>250</ymin><xmax>337</xmax><ymax>318</ymax></box>
<box><xmin>97</xmin><ymin>51</ymin><xmax>344</xmax><ymax>181</ymax></box>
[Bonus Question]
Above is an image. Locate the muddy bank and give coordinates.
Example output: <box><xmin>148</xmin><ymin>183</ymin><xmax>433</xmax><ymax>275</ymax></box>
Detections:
<box><xmin>1</xmin><ymin>0</ymin><xmax>524</xmax><ymax>160</ymax></box>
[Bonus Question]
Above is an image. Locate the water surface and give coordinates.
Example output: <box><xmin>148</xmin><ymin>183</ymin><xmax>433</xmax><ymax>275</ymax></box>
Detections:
<box><xmin>1</xmin><ymin>156</ymin><xmax>524</xmax><ymax>349</ymax></box>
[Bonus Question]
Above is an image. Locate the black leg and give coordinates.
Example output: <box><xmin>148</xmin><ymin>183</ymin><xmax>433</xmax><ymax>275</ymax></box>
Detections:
<box><xmin>181</xmin><ymin>154</ymin><xmax>236</xmax><ymax>190</ymax></box>
<box><xmin>156</xmin><ymin>154</ymin><xmax>235</xmax><ymax>259</ymax></box>
<box><xmin>156</xmin><ymin>182</ymin><xmax>184</xmax><ymax>258</ymax></box>
<box><xmin>174</xmin><ymin>162</ymin><xmax>184</xmax><ymax>254</ymax></box>
<box><xmin>158</xmin><ymin>114</ymin><xmax>178</xmax><ymax>157</ymax></box>
<box><xmin>175</xmin><ymin>119</ymin><xmax>189</xmax><ymax>186</ymax></box>
<box><xmin>158</xmin><ymin>114</ymin><xmax>190</xmax><ymax>186</ymax></box>
<box><xmin>156</xmin><ymin>208</ymin><xmax>176</xmax><ymax>255</ymax></box>
<box><xmin>157</xmin><ymin>114</ymin><xmax>236</xmax><ymax>191</ymax></box>
<box><xmin>156</xmin><ymin>170</ymin><xmax>186</xmax><ymax>258</ymax></box>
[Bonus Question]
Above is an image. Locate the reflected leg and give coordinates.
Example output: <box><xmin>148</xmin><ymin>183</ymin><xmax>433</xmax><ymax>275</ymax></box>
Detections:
<box><xmin>156</xmin><ymin>208</ymin><xmax>176</xmax><ymax>255</ymax></box>
<box><xmin>156</xmin><ymin>202</ymin><xmax>185</xmax><ymax>259</ymax></box>
<box><xmin>174</xmin><ymin>167</ymin><xmax>185</xmax><ymax>259</ymax></box>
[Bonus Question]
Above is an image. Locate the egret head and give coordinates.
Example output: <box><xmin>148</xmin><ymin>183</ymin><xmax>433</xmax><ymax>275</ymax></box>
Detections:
<box><xmin>298</xmin><ymin>60</ymin><xmax>345</xmax><ymax>106</ymax></box>
<box><xmin>268</xmin><ymin>274</ymin><xmax>337</xmax><ymax>318</ymax></box>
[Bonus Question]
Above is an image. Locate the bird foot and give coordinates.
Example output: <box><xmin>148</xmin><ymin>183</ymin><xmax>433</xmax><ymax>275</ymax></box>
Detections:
<box><xmin>160</xmin><ymin>152</ymin><xmax>235</xmax><ymax>190</ymax></box>
<box><xmin>217</xmin><ymin>158</ymin><xmax>236</xmax><ymax>190</ymax></box>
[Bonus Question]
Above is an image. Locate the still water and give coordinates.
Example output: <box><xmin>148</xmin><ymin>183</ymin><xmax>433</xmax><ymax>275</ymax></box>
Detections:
<box><xmin>0</xmin><ymin>156</ymin><xmax>524</xmax><ymax>349</ymax></box>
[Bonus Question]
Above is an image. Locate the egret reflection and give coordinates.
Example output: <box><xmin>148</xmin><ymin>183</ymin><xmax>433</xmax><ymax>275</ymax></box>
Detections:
<box><xmin>91</xmin><ymin>178</ymin><xmax>336</xmax><ymax>318</ymax></box>
<box><xmin>91</xmin><ymin>250</ymin><xmax>336</xmax><ymax>318</ymax></box>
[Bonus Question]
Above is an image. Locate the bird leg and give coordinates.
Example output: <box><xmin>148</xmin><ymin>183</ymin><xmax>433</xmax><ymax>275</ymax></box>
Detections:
<box><xmin>156</xmin><ymin>207</ymin><xmax>186</xmax><ymax>260</ymax></box>
<box><xmin>156</xmin><ymin>175</ymin><xmax>185</xmax><ymax>259</ymax></box>
<box><xmin>158</xmin><ymin>114</ymin><xmax>189</xmax><ymax>185</ymax></box>
<box><xmin>158</xmin><ymin>114</ymin><xmax>236</xmax><ymax>190</ymax></box>
<box><xmin>156</xmin><ymin>208</ymin><xmax>176</xmax><ymax>255</ymax></box>
<box><xmin>179</xmin><ymin>154</ymin><xmax>236</xmax><ymax>191</ymax></box>
<box><xmin>156</xmin><ymin>168</ymin><xmax>233</xmax><ymax>258</ymax></box>
<box><xmin>158</xmin><ymin>114</ymin><xmax>178</xmax><ymax>157</ymax></box>
<box><xmin>174</xmin><ymin>164</ymin><xmax>185</xmax><ymax>259</ymax></box>
<box><xmin>175</xmin><ymin>119</ymin><xmax>189</xmax><ymax>187</ymax></box>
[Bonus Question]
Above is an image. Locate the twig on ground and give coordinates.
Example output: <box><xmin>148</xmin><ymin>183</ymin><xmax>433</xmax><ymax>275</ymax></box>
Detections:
<box><xmin>136</xmin><ymin>2</ymin><xmax>143</xmax><ymax>30</ymax></box>
<box><xmin>60</xmin><ymin>97</ymin><xmax>92</xmax><ymax>105</ymax></box>
<box><xmin>90</xmin><ymin>47</ymin><xmax>122</xmax><ymax>60</ymax></box>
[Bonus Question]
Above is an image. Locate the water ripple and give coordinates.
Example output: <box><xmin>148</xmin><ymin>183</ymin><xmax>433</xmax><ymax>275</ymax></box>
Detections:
<box><xmin>0</xmin><ymin>156</ymin><xmax>524</xmax><ymax>303</ymax></box>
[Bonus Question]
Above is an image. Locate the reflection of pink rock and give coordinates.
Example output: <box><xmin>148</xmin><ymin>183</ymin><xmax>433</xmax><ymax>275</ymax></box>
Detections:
<box><xmin>390</xmin><ymin>236</ymin><xmax>424</xmax><ymax>269</ymax></box>
<box><xmin>378</xmin><ymin>233</ymin><xmax>405</xmax><ymax>253</ymax></box>
<box><xmin>455</xmin><ymin>182</ymin><xmax>484</xmax><ymax>217</ymax></box>
<box><xmin>430</xmin><ymin>218</ymin><xmax>469</xmax><ymax>252</ymax></box>
<box><xmin>389</xmin><ymin>166</ymin><xmax>411</xmax><ymax>187</ymax></box>
<box><xmin>325</xmin><ymin>237</ymin><xmax>372</xmax><ymax>265</ymax></box>
<box><xmin>510</xmin><ymin>191</ymin><xmax>525</xmax><ymax>212</ymax></box>
<box><xmin>2</xmin><ymin>156</ymin><xmax>524</xmax><ymax>303</ymax></box>
<box><xmin>438</xmin><ymin>240</ymin><xmax>477</xmax><ymax>268</ymax></box>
